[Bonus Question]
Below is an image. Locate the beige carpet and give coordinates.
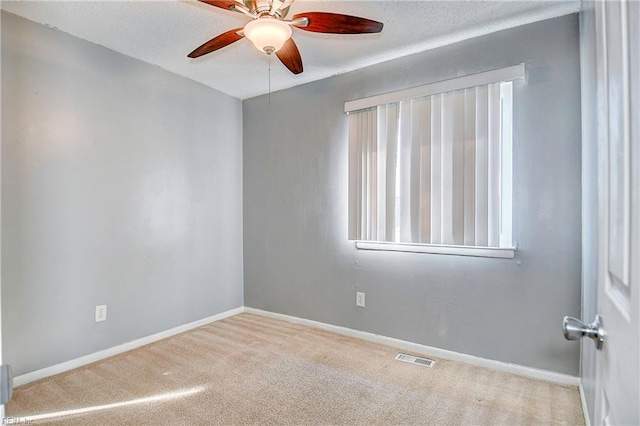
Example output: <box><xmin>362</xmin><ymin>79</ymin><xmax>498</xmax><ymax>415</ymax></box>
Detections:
<box><xmin>8</xmin><ymin>313</ymin><xmax>584</xmax><ymax>425</ymax></box>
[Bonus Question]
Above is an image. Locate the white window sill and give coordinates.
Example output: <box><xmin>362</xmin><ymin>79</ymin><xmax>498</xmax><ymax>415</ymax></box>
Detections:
<box><xmin>354</xmin><ymin>241</ymin><xmax>516</xmax><ymax>259</ymax></box>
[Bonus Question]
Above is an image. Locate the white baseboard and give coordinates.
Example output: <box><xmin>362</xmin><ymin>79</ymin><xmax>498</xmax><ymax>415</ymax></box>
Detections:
<box><xmin>14</xmin><ymin>307</ymin><xmax>243</xmax><ymax>387</ymax></box>
<box><xmin>244</xmin><ymin>307</ymin><xmax>581</xmax><ymax>387</ymax></box>
<box><xmin>15</xmin><ymin>306</ymin><xmax>580</xmax><ymax>390</ymax></box>
<box><xmin>579</xmin><ymin>381</ymin><xmax>591</xmax><ymax>426</ymax></box>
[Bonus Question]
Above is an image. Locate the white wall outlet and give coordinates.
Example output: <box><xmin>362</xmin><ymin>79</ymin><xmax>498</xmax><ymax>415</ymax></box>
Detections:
<box><xmin>356</xmin><ymin>292</ymin><xmax>365</xmax><ymax>308</ymax></box>
<box><xmin>95</xmin><ymin>304</ymin><xmax>107</xmax><ymax>322</ymax></box>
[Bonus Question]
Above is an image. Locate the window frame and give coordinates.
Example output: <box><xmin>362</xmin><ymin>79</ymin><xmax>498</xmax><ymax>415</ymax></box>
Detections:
<box><xmin>345</xmin><ymin>65</ymin><xmax>526</xmax><ymax>258</ymax></box>
<box><xmin>354</xmin><ymin>241</ymin><xmax>515</xmax><ymax>259</ymax></box>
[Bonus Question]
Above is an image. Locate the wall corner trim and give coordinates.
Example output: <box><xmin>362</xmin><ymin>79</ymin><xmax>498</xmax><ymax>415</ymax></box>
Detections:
<box><xmin>13</xmin><ymin>307</ymin><xmax>243</xmax><ymax>387</ymax></box>
<box><xmin>244</xmin><ymin>307</ymin><xmax>581</xmax><ymax>387</ymax></box>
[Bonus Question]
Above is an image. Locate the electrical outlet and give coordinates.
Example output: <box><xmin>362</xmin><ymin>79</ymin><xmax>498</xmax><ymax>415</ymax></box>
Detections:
<box><xmin>95</xmin><ymin>305</ymin><xmax>107</xmax><ymax>322</ymax></box>
<box><xmin>356</xmin><ymin>292</ymin><xmax>365</xmax><ymax>308</ymax></box>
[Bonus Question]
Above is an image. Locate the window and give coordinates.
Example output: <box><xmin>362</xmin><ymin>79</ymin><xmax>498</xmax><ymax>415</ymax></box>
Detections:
<box><xmin>346</xmin><ymin>65</ymin><xmax>525</xmax><ymax>258</ymax></box>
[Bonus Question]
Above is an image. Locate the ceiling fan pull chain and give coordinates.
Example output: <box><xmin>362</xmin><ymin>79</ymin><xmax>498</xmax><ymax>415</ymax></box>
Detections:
<box><xmin>268</xmin><ymin>54</ymin><xmax>271</xmax><ymax>105</ymax></box>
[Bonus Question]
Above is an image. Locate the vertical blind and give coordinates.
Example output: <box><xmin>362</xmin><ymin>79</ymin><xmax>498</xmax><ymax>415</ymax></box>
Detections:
<box><xmin>348</xmin><ymin>81</ymin><xmax>514</xmax><ymax>248</ymax></box>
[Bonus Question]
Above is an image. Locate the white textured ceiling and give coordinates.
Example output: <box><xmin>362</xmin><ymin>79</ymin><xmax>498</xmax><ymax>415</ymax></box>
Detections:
<box><xmin>2</xmin><ymin>0</ymin><xmax>580</xmax><ymax>99</ymax></box>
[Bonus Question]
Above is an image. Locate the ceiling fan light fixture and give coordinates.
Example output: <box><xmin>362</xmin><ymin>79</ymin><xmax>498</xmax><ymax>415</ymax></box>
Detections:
<box><xmin>244</xmin><ymin>17</ymin><xmax>292</xmax><ymax>54</ymax></box>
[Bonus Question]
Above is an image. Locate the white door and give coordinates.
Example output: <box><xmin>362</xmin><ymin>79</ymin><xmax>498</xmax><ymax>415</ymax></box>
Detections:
<box><xmin>594</xmin><ymin>0</ymin><xmax>639</xmax><ymax>424</ymax></box>
<box><xmin>0</xmin><ymin>68</ymin><xmax>3</xmax><ymax>419</ymax></box>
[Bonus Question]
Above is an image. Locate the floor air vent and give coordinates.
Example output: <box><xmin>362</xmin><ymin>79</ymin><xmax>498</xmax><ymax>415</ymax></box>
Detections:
<box><xmin>394</xmin><ymin>353</ymin><xmax>435</xmax><ymax>368</ymax></box>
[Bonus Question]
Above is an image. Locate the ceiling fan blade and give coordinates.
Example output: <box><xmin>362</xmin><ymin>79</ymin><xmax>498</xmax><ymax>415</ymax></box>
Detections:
<box><xmin>188</xmin><ymin>28</ymin><xmax>244</xmax><ymax>58</ymax></box>
<box><xmin>275</xmin><ymin>38</ymin><xmax>303</xmax><ymax>74</ymax></box>
<box><xmin>292</xmin><ymin>12</ymin><xmax>383</xmax><ymax>34</ymax></box>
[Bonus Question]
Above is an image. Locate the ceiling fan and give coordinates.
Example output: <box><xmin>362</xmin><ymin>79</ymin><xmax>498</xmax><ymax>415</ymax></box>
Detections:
<box><xmin>188</xmin><ymin>0</ymin><xmax>384</xmax><ymax>75</ymax></box>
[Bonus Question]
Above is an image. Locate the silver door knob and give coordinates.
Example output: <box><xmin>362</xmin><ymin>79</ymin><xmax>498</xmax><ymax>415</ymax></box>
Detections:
<box><xmin>563</xmin><ymin>315</ymin><xmax>605</xmax><ymax>350</ymax></box>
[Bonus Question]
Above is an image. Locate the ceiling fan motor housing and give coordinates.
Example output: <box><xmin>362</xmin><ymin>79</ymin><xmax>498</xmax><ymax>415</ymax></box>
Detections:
<box><xmin>242</xmin><ymin>0</ymin><xmax>272</xmax><ymax>16</ymax></box>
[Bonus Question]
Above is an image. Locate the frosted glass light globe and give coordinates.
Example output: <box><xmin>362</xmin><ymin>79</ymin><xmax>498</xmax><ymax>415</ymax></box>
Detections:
<box><xmin>244</xmin><ymin>17</ymin><xmax>292</xmax><ymax>54</ymax></box>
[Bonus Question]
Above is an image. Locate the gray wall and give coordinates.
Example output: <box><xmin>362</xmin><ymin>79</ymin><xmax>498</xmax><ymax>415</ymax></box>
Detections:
<box><xmin>244</xmin><ymin>14</ymin><xmax>582</xmax><ymax>375</ymax></box>
<box><xmin>579</xmin><ymin>2</ymin><xmax>598</xmax><ymax>423</ymax></box>
<box><xmin>2</xmin><ymin>12</ymin><xmax>244</xmax><ymax>376</ymax></box>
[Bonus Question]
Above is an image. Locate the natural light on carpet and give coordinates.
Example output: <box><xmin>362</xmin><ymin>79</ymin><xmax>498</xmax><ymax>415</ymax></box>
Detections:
<box><xmin>22</xmin><ymin>386</ymin><xmax>204</xmax><ymax>422</ymax></box>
